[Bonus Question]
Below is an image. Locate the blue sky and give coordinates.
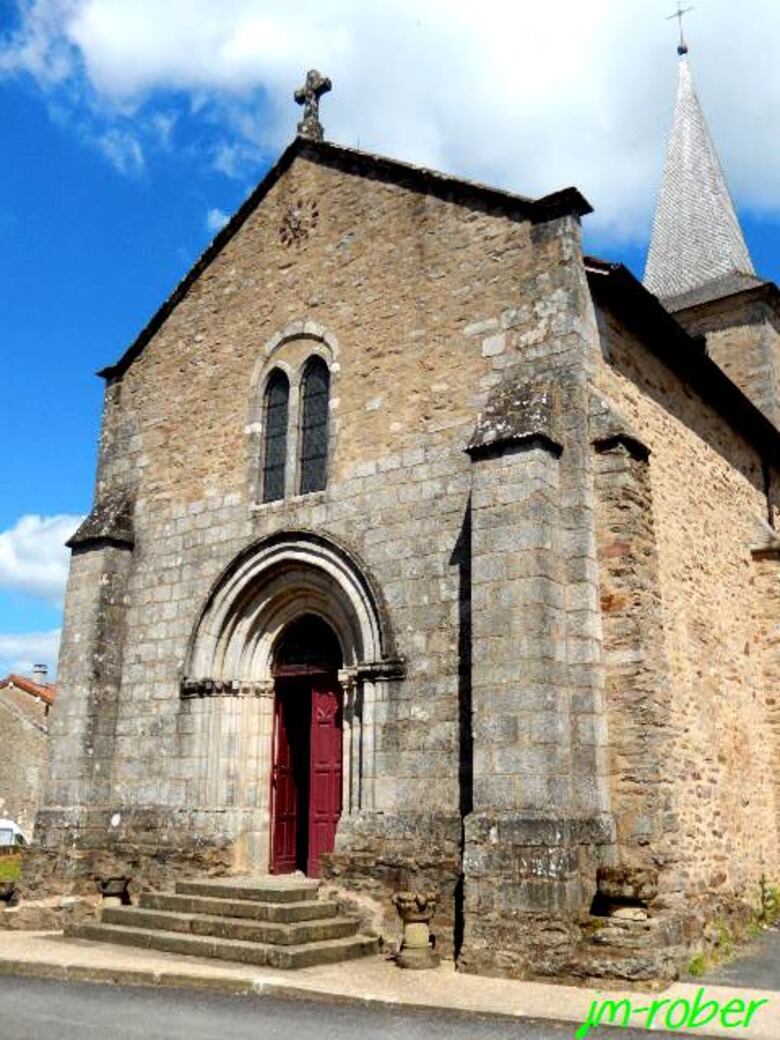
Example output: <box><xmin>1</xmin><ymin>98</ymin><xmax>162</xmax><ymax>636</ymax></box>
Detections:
<box><xmin>1</xmin><ymin>0</ymin><xmax>779</xmax><ymax>677</ymax></box>
<box><xmin>0</xmin><ymin>66</ymin><xmax>263</xmax><ymax>675</ymax></box>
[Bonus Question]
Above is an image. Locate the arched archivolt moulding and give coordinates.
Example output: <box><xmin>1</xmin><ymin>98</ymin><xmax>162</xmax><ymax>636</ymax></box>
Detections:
<box><xmin>249</xmin><ymin>319</ymin><xmax>340</xmax><ymax>406</ymax></box>
<box><xmin>182</xmin><ymin>531</ymin><xmax>401</xmax><ymax>689</ymax></box>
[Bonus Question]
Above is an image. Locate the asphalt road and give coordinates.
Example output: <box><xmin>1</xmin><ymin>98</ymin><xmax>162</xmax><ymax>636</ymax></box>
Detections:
<box><xmin>700</xmin><ymin>924</ymin><xmax>780</xmax><ymax>991</ymax></box>
<box><xmin>0</xmin><ymin>976</ymin><xmax>684</xmax><ymax>1040</ymax></box>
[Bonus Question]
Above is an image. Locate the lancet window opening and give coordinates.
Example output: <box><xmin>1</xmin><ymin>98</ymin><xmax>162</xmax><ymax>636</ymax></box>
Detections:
<box><xmin>262</xmin><ymin>368</ymin><xmax>290</xmax><ymax>503</ymax></box>
<box><xmin>299</xmin><ymin>356</ymin><xmax>330</xmax><ymax>494</ymax></box>
<box><xmin>258</xmin><ymin>353</ymin><xmax>331</xmax><ymax>504</ymax></box>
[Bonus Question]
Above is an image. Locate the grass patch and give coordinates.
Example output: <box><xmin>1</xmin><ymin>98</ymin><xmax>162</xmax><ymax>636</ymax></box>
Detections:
<box><xmin>0</xmin><ymin>855</ymin><xmax>21</xmax><ymax>883</ymax></box>
<box><xmin>688</xmin><ymin>953</ymin><xmax>709</xmax><ymax>977</ymax></box>
<box><xmin>715</xmin><ymin>918</ymin><xmax>734</xmax><ymax>957</ymax></box>
<box><xmin>687</xmin><ymin>879</ymin><xmax>780</xmax><ymax>980</ymax></box>
<box><xmin>746</xmin><ymin>920</ymin><xmax>764</xmax><ymax>940</ymax></box>
<box><xmin>760</xmin><ymin>878</ymin><xmax>780</xmax><ymax>924</ymax></box>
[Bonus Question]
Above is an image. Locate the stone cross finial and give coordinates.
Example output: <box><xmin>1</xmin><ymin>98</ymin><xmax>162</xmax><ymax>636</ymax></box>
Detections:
<box><xmin>294</xmin><ymin>69</ymin><xmax>332</xmax><ymax>141</ymax></box>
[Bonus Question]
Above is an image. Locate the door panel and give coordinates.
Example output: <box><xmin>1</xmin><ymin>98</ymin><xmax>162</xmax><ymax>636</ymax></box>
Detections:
<box><xmin>307</xmin><ymin>683</ymin><xmax>343</xmax><ymax>877</ymax></box>
<box><xmin>272</xmin><ymin>677</ymin><xmax>342</xmax><ymax>877</ymax></box>
<box><xmin>271</xmin><ymin>683</ymin><xmax>310</xmax><ymax>874</ymax></box>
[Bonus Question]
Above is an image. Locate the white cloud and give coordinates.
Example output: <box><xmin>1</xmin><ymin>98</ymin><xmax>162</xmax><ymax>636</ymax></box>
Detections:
<box><xmin>96</xmin><ymin>126</ymin><xmax>144</xmax><ymax>174</ymax></box>
<box><xmin>149</xmin><ymin>110</ymin><xmax>175</xmax><ymax>149</ymax></box>
<box><xmin>213</xmin><ymin>140</ymin><xmax>263</xmax><ymax>180</ymax></box>
<box><xmin>0</xmin><ymin>514</ymin><xmax>82</xmax><ymax>605</ymax></box>
<box><xmin>206</xmin><ymin>207</ymin><xmax>229</xmax><ymax>234</ymax></box>
<box><xmin>0</xmin><ymin>629</ymin><xmax>61</xmax><ymax>680</ymax></box>
<box><xmin>0</xmin><ymin>0</ymin><xmax>76</xmax><ymax>85</ymax></box>
<box><xmin>1</xmin><ymin>0</ymin><xmax>779</xmax><ymax>241</ymax></box>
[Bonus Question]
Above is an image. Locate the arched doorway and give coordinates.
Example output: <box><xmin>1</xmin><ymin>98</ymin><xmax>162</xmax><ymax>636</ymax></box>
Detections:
<box><xmin>270</xmin><ymin>615</ymin><xmax>343</xmax><ymax>877</ymax></box>
<box><xmin>182</xmin><ymin>532</ymin><xmax>398</xmax><ymax>875</ymax></box>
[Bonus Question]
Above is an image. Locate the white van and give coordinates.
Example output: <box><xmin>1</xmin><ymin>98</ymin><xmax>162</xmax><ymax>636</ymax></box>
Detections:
<box><xmin>0</xmin><ymin>819</ymin><xmax>27</xmax><ymax>847</ymax></box>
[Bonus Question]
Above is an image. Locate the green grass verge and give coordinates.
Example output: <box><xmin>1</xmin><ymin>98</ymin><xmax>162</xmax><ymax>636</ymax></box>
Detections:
<box><xmin>688</xmin><ymin>884</ymin><xmax>780</xmax><ymax>979</ymax></box>
<box><xmin>0</xmin><ymin>856</ymin><xmax>21</xmax><ymax>883</ymax></box>
<box><xmin>687</xmin><ymin>953</ymin><xmax>709</xmax><ymax>977</ymax></box>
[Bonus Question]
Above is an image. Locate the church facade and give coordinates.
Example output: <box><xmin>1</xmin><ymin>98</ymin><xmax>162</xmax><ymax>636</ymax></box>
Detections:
<box><xmin>28</xmin><ymin>58</ymin><xmax>780</xmax><ymax>983</ymax></box>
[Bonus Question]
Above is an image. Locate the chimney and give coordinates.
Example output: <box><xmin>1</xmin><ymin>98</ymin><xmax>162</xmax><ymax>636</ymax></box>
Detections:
<box><xmin>32</xmin><ymin>664</ymin><xmax>48</xmax><ymax>685</ymax></box>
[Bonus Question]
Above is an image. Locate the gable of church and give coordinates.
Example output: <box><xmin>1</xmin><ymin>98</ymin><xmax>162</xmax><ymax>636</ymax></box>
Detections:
<box><xmin>95</xmin><ymin>145</ymin><xmax>589</xmax><ymax>506</ymax></box>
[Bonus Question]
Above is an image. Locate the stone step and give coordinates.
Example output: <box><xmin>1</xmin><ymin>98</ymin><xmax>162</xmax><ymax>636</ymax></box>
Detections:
<box><xmin>66</xmin><ymin>922</ymin><xmax>379</xmax><ymax>969</ymax></box>
<box><xmin>140</xmin><ymin>892</ymin><xmax>339</xmax><ymax>923</ymax></box>
<box><xmin>101</xmin><ymin>906</ymin><xmax>359</xmax><ymax>945</ymax></box>
<box><xmin>176</xmin><ymin>878</ymin><xmax>320</xmax><ymax>904</ymax></box>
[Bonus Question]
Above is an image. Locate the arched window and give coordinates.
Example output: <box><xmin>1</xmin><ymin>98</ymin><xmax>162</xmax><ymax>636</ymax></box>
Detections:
<box><xmin>262</xmin><ymin>369</ymin><xmax>290</xmax><ymax>502</ymax></box>
<box><xmin>299</xmin><ymin>357</ymin><xmax>330</xmax><ymax>494</ymax></box>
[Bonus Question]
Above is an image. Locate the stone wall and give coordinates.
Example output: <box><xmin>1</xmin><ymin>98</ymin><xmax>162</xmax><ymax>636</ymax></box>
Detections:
<box><xmin>33</xmin><ymin>145</ymin><xmax>593</xmax><ymax>943</ymax></box>
<box><xmin>752</xmin><ymin>549</ymin><xmax>780</xmax><ymax>845</ymax></box>
<box><xmin>0</xmin><ymin>687</ymin><xmax>48</xmax><ymax>837</ymax></box>
<box><xmin>593</xmin><ymin>301</ymin><xmax>780</xmax><ymax>921</ymax></box>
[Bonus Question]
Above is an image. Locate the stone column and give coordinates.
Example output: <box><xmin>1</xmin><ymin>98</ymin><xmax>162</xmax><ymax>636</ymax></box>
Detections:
<box><xmin>255</xmin><ymin>681</ymin><xmax>276</xmax><ymax>869</ymax></box>
<box><xmin>359</xmin><ymin>677</ymin><xmax>379</xmax><ymax>813</ymax></box>
<box><xmin>338</xmin><ymin>669</ymin><xmax>359</xmax><ymax>816</ymax></box>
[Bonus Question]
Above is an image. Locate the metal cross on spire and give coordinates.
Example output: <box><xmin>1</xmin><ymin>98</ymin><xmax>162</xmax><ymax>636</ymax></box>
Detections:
<box><xmin>666</xmin><ymin>1</ymin><xmax>694</xmax><ymax>56</ymax></box>
<box><xmin>294</xmin><ymin>69</ymin><xmax>332</xmax><ymax>142</ymax></box>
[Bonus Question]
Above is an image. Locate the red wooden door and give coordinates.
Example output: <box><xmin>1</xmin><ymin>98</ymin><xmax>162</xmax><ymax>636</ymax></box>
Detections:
<box><xmin>306</xmin><ymin>683</ymin><xmax>343</xmax><ymax>877</ymax></box>
<box><xmin>271</xmin><ymin>683</ymin><xmax>308</xmax><ymax>874</ymax></box>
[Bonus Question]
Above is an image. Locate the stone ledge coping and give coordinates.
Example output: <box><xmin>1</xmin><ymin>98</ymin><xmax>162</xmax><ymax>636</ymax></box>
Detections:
<box><xmin>68</xmin><ymin>489</ymin><xmax>135</xmax><ymax>551</ymax></box>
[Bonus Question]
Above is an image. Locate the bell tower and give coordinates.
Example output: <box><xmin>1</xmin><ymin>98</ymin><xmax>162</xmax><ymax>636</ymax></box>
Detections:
<box><xmin>644</xmin><ymin>18</ymin><xmax>780</xmax><ymax>424</ymax></box>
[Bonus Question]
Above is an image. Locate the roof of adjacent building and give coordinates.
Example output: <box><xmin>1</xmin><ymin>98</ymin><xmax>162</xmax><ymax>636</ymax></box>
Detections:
<box><xmin>98</xmin><ymin>135</ymin><xmax>592</xmax><ymax>381</ymax></box>
<box><xmin>663</xmin><ymin>270</ymin><xmax>768</xmax><ymax>312</ymax></box>
<box><xmin>644</xmin><ymin>56</ymin><xmax>756</xmax><ymax>303</ymax></box>
<box><xmin>586</xmin><ymin>256</ymin><xmax>780</xmax><ymax>464</ymax></box>
<box><xmin>667</xmin><ymin>272</ymin><xmax>780</xmax><ymax>317</ymax></box>
<box><xmin>0</xmin><ymin>674</ymin><xmax>56</xmax><ymax>706</ymax></box>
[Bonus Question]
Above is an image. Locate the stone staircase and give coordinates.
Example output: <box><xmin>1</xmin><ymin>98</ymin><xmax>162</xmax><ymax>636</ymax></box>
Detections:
<box><xmin>66</xmin><ymin>876</ymin><xmax>379</xmax><ymax>969</ymax></box>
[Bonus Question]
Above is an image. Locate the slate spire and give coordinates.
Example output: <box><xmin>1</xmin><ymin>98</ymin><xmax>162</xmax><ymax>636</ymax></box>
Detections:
<box><xmin>644</xmin><ymin>53</ymin><xmax>756</xmax><ymax>303</ymax></box>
